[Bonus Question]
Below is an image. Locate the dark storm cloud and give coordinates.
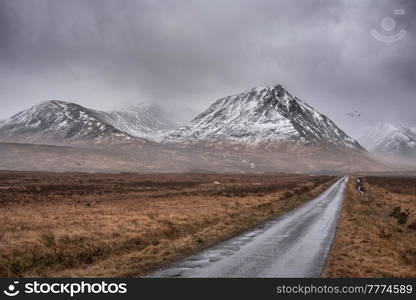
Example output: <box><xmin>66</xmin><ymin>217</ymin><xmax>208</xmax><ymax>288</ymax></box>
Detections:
<box><xmin>0</xmin><ymin>0</ymin><xmax>415</xmax><ymax>136</ymax></box>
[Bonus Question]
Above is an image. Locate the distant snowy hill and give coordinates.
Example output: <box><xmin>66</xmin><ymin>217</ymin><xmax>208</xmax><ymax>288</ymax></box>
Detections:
<box><xmin>164</xmin><ymin>85</ymin><xmax>363</xmax><ymax>150</ymax></box>
<box><xmin>358</xmin><ymin>123</ymin><xmax>416</xmax><ymax>156</ymax></box>
<box><xmin>96</xmin><ymin>103</ymin><xmax>177</xmax><ymax>140</ymax></box>
<box><xmin>0</xmin><ymin>101</ymin><xmax>142</xmax><ymax>145</ymax></box>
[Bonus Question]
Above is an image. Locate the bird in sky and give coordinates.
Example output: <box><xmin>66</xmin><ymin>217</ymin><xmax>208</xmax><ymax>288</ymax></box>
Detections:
<box><xmin>346</xmin><ymin>110</ymin><xmax>362</xmax><ymax>117</ymax></box>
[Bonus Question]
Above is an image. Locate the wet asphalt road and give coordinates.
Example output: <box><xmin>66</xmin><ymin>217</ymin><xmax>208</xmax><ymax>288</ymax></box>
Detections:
<box><xmin>149</xmin><ymin>176</ymin><xmax>348</xmax><ymax>278</ymax></box>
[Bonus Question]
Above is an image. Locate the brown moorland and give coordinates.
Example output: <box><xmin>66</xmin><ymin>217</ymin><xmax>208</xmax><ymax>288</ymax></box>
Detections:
<box><xmin>0</xmin><ymin>171</ymin><xmax>335</xmax><ymax>277</ymax></box>
<box><xmin>324</xmin><ymin>176</ymin><xmax>416</xmax><ymax>277</ymax></box>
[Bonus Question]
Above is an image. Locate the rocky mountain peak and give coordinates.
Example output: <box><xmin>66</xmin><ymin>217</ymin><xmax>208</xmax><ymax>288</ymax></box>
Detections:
<box><xmin>164</xmin><ymin>85</ymin><xmax>363</xmax><ymax>150</ymax></box>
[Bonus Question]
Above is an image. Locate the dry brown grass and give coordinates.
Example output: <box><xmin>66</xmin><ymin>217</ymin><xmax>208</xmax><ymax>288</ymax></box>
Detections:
<box><xmin>0</xmin><ymin>171</ymin><xmax>335</xmax><ymax>277</ymax></box>
<box><xmin>324</xmin><ymin>176</ymin><xmax>416</xmax><ymax>277</ymax></box>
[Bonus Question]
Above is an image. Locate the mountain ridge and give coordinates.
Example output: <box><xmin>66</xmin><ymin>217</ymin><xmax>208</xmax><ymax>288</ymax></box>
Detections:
<box><xmin>95</xmin><ymin>103</ymin><xmax>177</xmax><ymax>140</ymax></box>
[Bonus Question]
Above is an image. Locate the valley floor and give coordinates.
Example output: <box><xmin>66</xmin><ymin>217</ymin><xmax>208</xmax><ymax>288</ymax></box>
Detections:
<box><xmin>0</xmin><ymin>171</ymin><xmax>334</xmax><ymax>277</ymax></box>
<box><xmin>324</xmin><ymin>176</ymin><xmax>416</xmax><ymax>277</ymax></box>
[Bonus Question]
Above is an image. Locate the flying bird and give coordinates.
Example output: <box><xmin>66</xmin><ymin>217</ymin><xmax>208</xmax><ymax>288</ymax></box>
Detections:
<box><xmin>346</xmin><ymin>110</ymin><xmax>362</xmax><ymax>118</ymax></box>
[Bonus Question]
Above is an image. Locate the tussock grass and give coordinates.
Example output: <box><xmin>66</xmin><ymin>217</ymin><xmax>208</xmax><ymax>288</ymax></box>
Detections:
<box><xmin>0</xmin><ymin>171</ymin><xmax>334</xmax><ymax>277</ymax></box>
<box><xmin>324</xmin><ymin>176</ymin><xmax>416</xmax><ymax>277</ymax></box>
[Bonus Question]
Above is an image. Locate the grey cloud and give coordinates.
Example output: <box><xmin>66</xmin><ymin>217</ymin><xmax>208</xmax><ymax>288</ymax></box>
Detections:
<box><xmin>0</xmin><ymin>0</ymin><xmax>415</xmax><ymax>137</ymax></box>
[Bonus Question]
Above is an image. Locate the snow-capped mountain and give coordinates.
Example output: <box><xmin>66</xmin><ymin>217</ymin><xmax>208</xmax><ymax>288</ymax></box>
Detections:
<box><xmin>0</xmin><ymin>100</ymin><xmax>193</xmax><ymax>144</ymax></box>
<box><xmin>95</xmin><ymin>103</ymin><xmax>177</xmax><ymax>140</ymax></box>
<box><xmin>164</xmin><ymin>85</ymin><xmax>363</xmax><ymax>150</ymax></box>
<box><xmin>358</xmin><ymin>123</ymin><xmax>416</xmax><ymax>156</ymax></box>
<box><xmin>0</xmin><ymin>100</ymin><xmax>139</xmax><ymax>145</ymax></box>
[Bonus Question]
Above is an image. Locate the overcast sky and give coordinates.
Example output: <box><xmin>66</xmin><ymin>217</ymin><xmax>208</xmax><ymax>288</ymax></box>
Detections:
<box><xmin>0</xmin><ymin>0</ymin><xmax>415</xmax><ymax>137</ymax></box>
